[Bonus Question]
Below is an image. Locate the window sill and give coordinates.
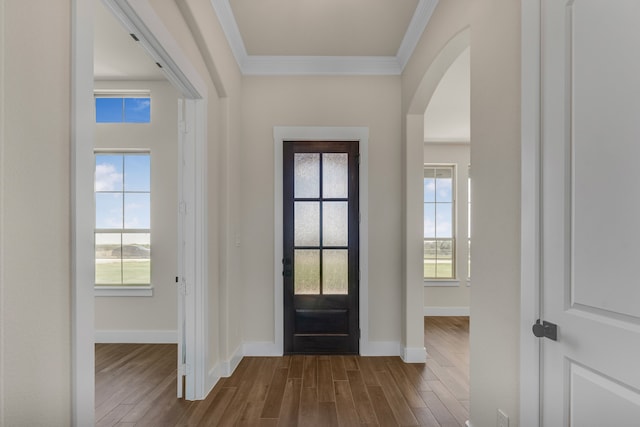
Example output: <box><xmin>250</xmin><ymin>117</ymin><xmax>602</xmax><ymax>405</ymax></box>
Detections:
<box><xmin>95</xmin><ymin>286</ymin><xmax>153</xmax><ymax>297</ymax></box>
<box><xmin>424</xmin><ymin>279</ymin><xmax>460</xmax><ymax>287</ymax></box>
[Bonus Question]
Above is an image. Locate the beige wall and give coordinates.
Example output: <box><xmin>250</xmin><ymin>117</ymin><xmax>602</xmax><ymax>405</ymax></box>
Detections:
<box><xmin>94</xmin><ymin>80</ymin><xmax>179</xmax><ymax>335</ymax></box>
<box><xmin>423</xmin><ymin>143</ymin><xmax>471</xmax><ymax>311</ymax></box>
<box><xmin>240</xmin><ymin>76</ymin><xmax>403</xmax><ymax>344</ymax></box>
<box><xmin>469</xmin><ymin>0</ymin><xmax>521</xmax><ymax>425</ymax></box>
<box><xmin>404</xmin><ymin>0</ymin><xmax>522</xmax><ymax>425</ymax></box>
<box><xmin>0</xmin><ymin>1</ymin><xmax>72</xmax><ymax>425</ymax></box>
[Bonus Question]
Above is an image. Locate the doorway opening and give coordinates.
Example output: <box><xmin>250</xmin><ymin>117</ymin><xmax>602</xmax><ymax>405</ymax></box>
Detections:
<box><xmin>272</xmin><ymin>127</ymin><xmax>371</xmax><ymax>357</ymax></box>
<box><xmin>406</xmin><ymin>26</ymin><xmax>471</xmax><ymax>422</ymax></box>
<box><xmin>72</xmin><ymin>0</ymin><xmax>209</xmax><ymax>424</ymax></box>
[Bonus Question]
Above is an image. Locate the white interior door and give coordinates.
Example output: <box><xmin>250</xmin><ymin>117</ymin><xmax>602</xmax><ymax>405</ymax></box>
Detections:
<box><xmin>540</xmin><ymin>1</ymin><xmax>640</xmax><ymax>425</ymax></box>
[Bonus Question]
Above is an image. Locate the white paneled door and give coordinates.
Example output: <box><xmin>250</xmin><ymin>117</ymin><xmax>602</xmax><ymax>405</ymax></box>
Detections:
<box><xmin>539</xmin><ymin>0</ymin><xmax>640</xmax><ymax>425</ymax></box>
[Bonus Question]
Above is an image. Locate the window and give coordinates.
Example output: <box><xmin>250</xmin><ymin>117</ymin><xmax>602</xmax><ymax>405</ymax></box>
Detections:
<box><xmin>424</xmin><ymin>165</ymin><xmax>455</xmax><ymax>279</ymax></box>
<box><xmin>95</xmin><ymin>93</ymin><xmax>151</xmax><ymax>123</ymax></box>
<box><xmin>95</xmin><ymin>153</ymin><xmax>151</xmax><ymax>286</ymax></box>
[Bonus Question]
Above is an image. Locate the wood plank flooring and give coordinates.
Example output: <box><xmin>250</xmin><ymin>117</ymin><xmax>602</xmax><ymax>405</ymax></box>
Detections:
<box><xmin>96</xmin><ymin>316</ymin><xmax>469</xmax><ymax>426</ymax></box>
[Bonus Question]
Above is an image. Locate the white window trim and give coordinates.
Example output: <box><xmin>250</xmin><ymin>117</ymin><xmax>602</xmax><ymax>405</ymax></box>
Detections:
<box><xmin>94</xmin><ymin>89</ymin><xmax>151</xmax><ymax>97</ymax></box>
<box><xmin>424</xmin><ymin>279</ymin><xmax>460</xmax><ymax>287</ymax></box>
<box><xmin>95</xmin><ymin>286</ymin><xmax>153</xmax><ymax>297</ymax></box>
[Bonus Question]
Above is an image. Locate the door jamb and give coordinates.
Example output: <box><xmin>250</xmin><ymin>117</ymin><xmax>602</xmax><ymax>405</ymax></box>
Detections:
<box><xmin>272</xmin><ymin>127</ymin><xmax>369</xmax><ymax>356</ymax></box>
<box><xmin>72</xmin><ymin>0</ymin><xmax>209</xmax><ymax>424</ymax></box>
<box><xmin>520</xmin><ymin>1</ymin><xmax>541</xmax><ymax>426</ymax></box>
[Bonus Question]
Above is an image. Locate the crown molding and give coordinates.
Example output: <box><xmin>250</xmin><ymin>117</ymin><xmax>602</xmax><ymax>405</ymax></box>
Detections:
<box><xmin>210</xmin><ymin>0</ymin><xmax>438</xmax><ymax>76</ymax></box>
<box><xmin>242</xmin><ymin>55</ymin><xmax>403</xmax><ymax>76</ymax></box>
<box><xmin>397</xmin><ymin>0</ymin><xmax>439</xmax><ymax>70</ymax></box>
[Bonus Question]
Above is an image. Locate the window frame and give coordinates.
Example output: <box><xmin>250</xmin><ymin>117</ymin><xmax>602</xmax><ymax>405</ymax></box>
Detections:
<box><xmin>423</xmin><ymin>164</ymin><xmax>457</xmax><ymax>282</ymax></box>
<box><xmin>94</xmin><ymin>150</ymin><xmax>152</xmax><ymax>297</ymax></box>
<box><xmin>94</xmin><ymin>90</ymin><xmax>151</xmax><ymax>124</ymax></box>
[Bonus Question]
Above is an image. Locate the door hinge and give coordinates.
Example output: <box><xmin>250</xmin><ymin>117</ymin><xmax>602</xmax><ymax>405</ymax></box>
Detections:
<box><xmin>179</xmin><ymin>202</ymin><xmax>187</xmax><ymax>215</ymax></box>
<box><xmin>355</xmin><ymin>154</ymin><xmax>360</xmax><ymax>165</ymax></box>
<box><xmin>178</xmin><ymin>363</ymin><xmax>192</xmax><ymax>375</ymax></box>
<box><xmin>179</xmin><ymin>121</ymin><xmax>191</xmax><ymax>135</ymax></box>
<box><xmin>177</xmin><ymin>277</ymin><xmax>189</xmax><ymax>296</ymax></box>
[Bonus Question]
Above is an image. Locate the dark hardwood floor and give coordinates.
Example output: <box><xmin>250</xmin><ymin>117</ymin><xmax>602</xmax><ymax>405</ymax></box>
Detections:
<box><xmin>95</xmin><ymin>316</ymin><xmax>469</xmax><ymax>426</ymax></box>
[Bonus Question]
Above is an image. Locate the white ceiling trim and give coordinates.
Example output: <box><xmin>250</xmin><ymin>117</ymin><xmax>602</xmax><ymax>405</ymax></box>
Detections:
<box><xmin>397</xmin><ymin>0</ymin><xmax>439</xmax><ymax>71</ymax></box>
<box><xmin>210</xmin><ymin>0</ymin><xmax>439</xmax><ymax>76</ymax></box>
<box><xmin>242</xmin><ymin>55</ymin><xmax>403</xmax><ymax>76</ymax></box>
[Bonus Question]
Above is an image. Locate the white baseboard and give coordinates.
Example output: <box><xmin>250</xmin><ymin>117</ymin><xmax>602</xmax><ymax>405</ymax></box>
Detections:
<box><xmin>207</xmin><ymin>362</ymin><xmax>226</xmax><ymax>394</ymax></box>
<box><xmin>241</xmin><ymin>340</ymin><xmax>403</xmax><ymax>357</ymax></box>
<box><xmin>402</xmin><ymin>346</ymin><xmax>427</xmax><ymax>363</ymax></box>
<box><xmin>360</xmin><ymin>341</ymin><xmax>401</xmax><ymax>356</ymax></box>
<box><xmin>424</xmin><ymin>306</ymin><xmax>470</xmax><ymax>316</ymax></box>
<box><xmin>242</xmin><ymin>341</ymin><xmax>283</xmax><ymax>356</ymax></box>
<box><xmin>205</xmin><ymin>344</ymin><xmax>245</xmax><ymax>394</ymax></box>
<box><xmin>228</xmin><ymin>344</ymin><xmax>243</xmax><ymax>376</ymax></box>
<box><xmin>95</xmin><ymin>329</ymin><xmax>177</xmax><ymax>343</ymax></box>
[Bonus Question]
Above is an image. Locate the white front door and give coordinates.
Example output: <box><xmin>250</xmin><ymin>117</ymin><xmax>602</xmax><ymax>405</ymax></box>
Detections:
<box><xmin>539</xmin><ymin>0</ymin><xmax>640</xmax><ymax>424</ymax></box>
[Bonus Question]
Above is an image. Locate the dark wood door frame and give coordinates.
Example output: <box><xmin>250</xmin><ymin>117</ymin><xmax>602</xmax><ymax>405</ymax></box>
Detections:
<box><xmin>283</xmin><ymin>141</ymin><xmax>360</xmax><ymax>354</ymax></box>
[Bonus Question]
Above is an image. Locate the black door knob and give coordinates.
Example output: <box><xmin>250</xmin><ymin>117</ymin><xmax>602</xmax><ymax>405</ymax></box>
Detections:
<box><xmin>532</xmin><ymin>319</ymin><xmax>558</xmax><ymax>341</ymax></box>
<box><xmin>532</xmin><ymin>319</ymin><xmax>545</xmax><ymax>338</ymax></box>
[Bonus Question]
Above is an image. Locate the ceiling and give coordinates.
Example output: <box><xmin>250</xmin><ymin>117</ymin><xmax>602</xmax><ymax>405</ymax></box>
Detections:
<box><xmin>229</xmin><ymin>0</ymin><xmax>418</xmax><ymax>57</ymax></box>
<box><xmin>94</xmin><ymin>0</ymin><xmax>469</xmax><ymax>141</ymax></box>
<box><xmin>94</xmin><ymin>0</ymin><xmax>165</xmax><ymax>80</ymax></box>
<box><xmin>213</xmin><ymin>0</ymin><xmax>438</xmax><ymax>75</ymax></box>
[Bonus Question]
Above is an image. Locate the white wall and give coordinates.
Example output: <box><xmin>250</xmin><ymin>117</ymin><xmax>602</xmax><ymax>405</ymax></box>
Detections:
<box><xmin>423</xmin><ymin>143</ymin><xmax>470</xmax><ymax>314</ymax></box>
<box><xmin>94</xmin><ymin>80</ymin><xmax>179</xmax><ymax>341</ymax></box>
<box><xmin>240</xmin><ymin>76</ymin><xmax>403</xmax><ymax>348</ymax></box>
<box><xmin>0</xmin><ymin>1</ymin><xmax>72</xmax><ymax>424</ymax></box>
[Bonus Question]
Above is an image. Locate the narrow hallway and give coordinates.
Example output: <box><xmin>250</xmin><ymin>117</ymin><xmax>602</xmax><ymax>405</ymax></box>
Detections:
<box><xmin>95</xmin><ymin>317</ymin><xmax>469</xmax><ymax>426</ymax></box>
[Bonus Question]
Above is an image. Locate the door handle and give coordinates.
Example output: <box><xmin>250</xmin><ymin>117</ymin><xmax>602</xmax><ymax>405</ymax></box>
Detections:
<box><xmin>282</xmin><ymin>258</ymin><xmax>292</xmax><ymax>277</ymax></box>
<box><xmin>532</xmin><ymin>319</ymin><xmax>557</xmax><ymax>341</ymax></box>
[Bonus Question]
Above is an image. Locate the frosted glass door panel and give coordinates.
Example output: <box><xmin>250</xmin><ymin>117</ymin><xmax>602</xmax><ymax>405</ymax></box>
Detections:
<box><xmin>323</xmin><ymin>202</ymin><xmax>348</xmax><ymax>246</ymax></box>
<box><xmin>294</xmin><ymin>202</ymin><xmax>320</xmax><ymax>246</ymax></box>
<box><xmin>323</xmin><ymin>250</ymin><xmax>348</xmax><ymax>295</ymax></box>
<box><xmin>294</xmin><ymin>153</ymin><xmax>320</xmax><ymax>198</ymax></box>
<box><xmin>294</xmin><ymin>249</ymin><xmax>320</xmax><ymax>295</ymax></box>
<box><xmin>322</xmin><ymin>153</ymin><xmax>348</xmax><ymax>198</ymax></box>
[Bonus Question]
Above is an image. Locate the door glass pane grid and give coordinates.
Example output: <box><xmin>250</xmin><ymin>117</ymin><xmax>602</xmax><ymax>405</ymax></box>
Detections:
<box><xmin>294</xmin><ymin>202</ymin><xmax>320</xmax><ymax>246</ymax></box>
<box><xmin>323</xmin><ymin>249</ymin><xmax>348</xmax><ymax>294</ymax></box>
<box><xmin>294</xmin><ymin>153</ymin><xmax>320</xmax><ymax>198</ymax></box>
<box><xmin>294</xmin><ymin>249</ymin><xmax>320</xmax><ymax>295</ymax></box>
<box><xmin>294</xmin><ymin>152</ymin><xmax>350</xmax><ymax>295</ymax></box>
<box><xmin>322</xmin><ymin>153</ymin><xmax>348</xmax><ymax>198</ymax></box>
